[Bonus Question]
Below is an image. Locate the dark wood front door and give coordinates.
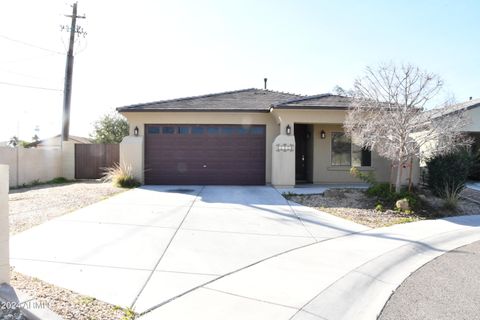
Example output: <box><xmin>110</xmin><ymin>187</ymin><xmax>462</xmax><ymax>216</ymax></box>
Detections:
<box><xmin>295</xmin><ymin>124</ymin><xmax>308</xmax><ymax>182</ymax></box>
<box><xmin>144</xmin><ymin>124</ymin><xmax>266</xmax><ymax>185</ymax></box>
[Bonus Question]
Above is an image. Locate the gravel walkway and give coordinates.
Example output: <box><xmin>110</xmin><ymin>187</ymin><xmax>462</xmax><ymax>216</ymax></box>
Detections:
<box><xmin>9</xmin><ymin>182</ymin><xmax>124</xmax><ymax>235</ymax></box>
<box><xmin>379</xmin><ymin>241</ymin><xmax>480</xmax><ymax>320</ymax></box>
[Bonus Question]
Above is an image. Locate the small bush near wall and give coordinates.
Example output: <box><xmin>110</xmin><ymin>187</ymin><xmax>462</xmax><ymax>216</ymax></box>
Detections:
<box><xmin>426</xmin><ymin>150</ymin><xmax>472</xmax><ymax>201</ymax></box>
<box><xmin>102</xmin><ymin>163</ymin><xmax>140</xmax><ymax>188</ymax></box>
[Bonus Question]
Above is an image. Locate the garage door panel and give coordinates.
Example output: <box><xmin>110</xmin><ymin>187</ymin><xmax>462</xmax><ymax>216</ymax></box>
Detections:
<box><xmin>145</xmin><ymin>124</ymin><xmax>266</xmax><ymax>185</ymax></box>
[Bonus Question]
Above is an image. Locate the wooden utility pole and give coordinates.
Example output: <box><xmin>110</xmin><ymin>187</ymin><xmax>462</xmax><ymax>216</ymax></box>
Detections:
<box><xmin>61</xmin><ymin>2</ymin><xmax>85</xmax><ymax>142</ymax></box>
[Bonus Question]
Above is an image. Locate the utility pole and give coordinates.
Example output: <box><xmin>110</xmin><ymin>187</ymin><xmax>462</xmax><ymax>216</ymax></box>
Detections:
<box><xmin>61</xmin><ymin>2</ymin><xmax>86</xmax><ymax>142</ymax></box>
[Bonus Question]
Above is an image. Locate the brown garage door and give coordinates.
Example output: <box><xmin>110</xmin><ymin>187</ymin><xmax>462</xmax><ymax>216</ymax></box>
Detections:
<box><xmin>145</xmin><ymin>124</ymin><xmax>266</xmax><ymax>185</ymax></box>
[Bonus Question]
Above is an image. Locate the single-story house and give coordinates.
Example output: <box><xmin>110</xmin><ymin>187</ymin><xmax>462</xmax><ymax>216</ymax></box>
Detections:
<box><xmin>25</xmin><ymin>134</ymin><xmax>92</xmax><ymax>149</ymax></box>
<box><xmin>117</xmin><ymin>88</ymin><xmax>419</xmax><ymax>187</ymax></box>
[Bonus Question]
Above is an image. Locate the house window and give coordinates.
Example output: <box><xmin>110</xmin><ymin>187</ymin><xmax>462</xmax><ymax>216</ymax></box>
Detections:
<box><xmin>331</xmin><ymin>132</ymin><xmax>371</xmax><ymax>166</ymax></box>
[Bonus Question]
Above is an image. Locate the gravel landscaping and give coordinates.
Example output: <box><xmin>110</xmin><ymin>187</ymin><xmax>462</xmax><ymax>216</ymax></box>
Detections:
<box><xmin>288</xmin><ymin>188</ymin><xmax>480</xmax><ymax>228</ymax></box>
<box><xmin>10</xmin><ymin>270</ymin><xmax>133</xmax><ymax>320</ymax></box>
<box><xmin>9</xmin><ymin>181</ymin><xmax>124</xmax><ymax>235</ymax></box>
<box><xmin>8</xmin><ymin>181</ymin><xmax>129</xmax><ymax>319</ymax></box>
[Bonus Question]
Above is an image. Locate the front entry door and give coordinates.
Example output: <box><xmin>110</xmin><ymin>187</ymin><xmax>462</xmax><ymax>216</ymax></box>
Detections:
<box><xmin>294</xmin><ymin>124</ymin><xmax>308</xmax><ymax>182</ymax></box>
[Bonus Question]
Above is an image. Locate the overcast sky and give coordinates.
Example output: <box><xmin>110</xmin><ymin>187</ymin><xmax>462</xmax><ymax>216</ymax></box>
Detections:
<box><xmin>0</xmin><ymin>0</ymin><xmax>479</xmax><ymax>142</ymax></box>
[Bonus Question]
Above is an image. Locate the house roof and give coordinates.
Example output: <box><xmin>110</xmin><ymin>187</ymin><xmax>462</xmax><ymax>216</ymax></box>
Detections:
<box><xmin>274</xmin><ymin>94</ymin><xmax>352</xmax><ymax>110</ymax></box>
<box><xmin>420</xmin><ymin>97</ymin><xmax>480</xmax><ymax>121</ymax></box>
<box><xmin>438</xmin><ymin>97</ymin><xmax>480</xmax><ymax>115</ymax></box>
<box><xmin>117</xmin><ymin>88</ymin><xmax>303</xmax><ymax>112</ymax></box>
<box><xmin>25</xmin><ymin>135</ymin><xmax>92</xmax><ymax>148</ymax></box>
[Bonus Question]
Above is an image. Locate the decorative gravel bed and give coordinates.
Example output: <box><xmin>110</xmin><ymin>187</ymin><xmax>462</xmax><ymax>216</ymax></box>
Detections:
<box><xmin>9</xmin><ymin>181</ymin><xmax>125</xmax><ymax>235</ymax></box>
<box><xmin>10</xmin><ymin>270</ymin><xmax>133</xmax><ymax>320</ymax></box>
<box><xmin>288</xmin><ymin>188</ymin><xmax>480</xmax><ymax>228</ymax></box>
<box><xmin>8</xmin><ymin>181</ymin><xmax>131</xmax><ymax>319</ymax></box>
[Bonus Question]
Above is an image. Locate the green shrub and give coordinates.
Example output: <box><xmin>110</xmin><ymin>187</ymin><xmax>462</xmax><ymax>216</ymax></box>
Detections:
<box><xmin>102</xmin><ymin>163</ymin><xmax>140</xmax><ymax>188</ymax></box>
<box><xmin>469</xmin><ymin>149</ymin><xmax>480</xmax><ymax>180</ymax></box>
<box><xmin>49</xmin><ymin>177</ymin><xmax>69</xmax><ymax>184</ymax></box>
<box><xmin>375</xmin><ymin>203</ymin><xmax>384</xmax><ymax>212</ymax></box>
<box><xmin>426</xmin><ymin>149</ymin><xmax>471</xmax><ymax>198</ymax></box>
<box><xmin>350</xmin><ymin>167</ymin><xmax>376</xmax><ymax>185</ymax></box>
<box><xmin>366</xmin><ymin>183</ymin><xmax>394</xmax><ymax>201</ymax></box>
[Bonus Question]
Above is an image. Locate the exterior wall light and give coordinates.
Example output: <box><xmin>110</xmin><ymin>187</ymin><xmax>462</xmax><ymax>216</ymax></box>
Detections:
<box><xmin>320</xmin><ymin>130</ymin><xmax>326</xmax><ymax>139</ymax></box>
<box><xmin>286</xmin><ymin>124</ymin><xmax>292</xmax><ymax>135</ymax></box>
<box><xmin>134</xmin><ymin>126</ymin><xmax>139</xmax><ymax>136</ymax></box>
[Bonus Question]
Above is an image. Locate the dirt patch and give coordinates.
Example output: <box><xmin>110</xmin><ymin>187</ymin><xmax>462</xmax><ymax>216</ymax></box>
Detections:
<box><xmin>9</xmin><ymin>181</ymin><xmax>125</xmax><ymax>235</ymax></box>
<box><xmin>288</xmin><ymin>188</ymin><xmax>480</xmax><ymax>228</ymax></box>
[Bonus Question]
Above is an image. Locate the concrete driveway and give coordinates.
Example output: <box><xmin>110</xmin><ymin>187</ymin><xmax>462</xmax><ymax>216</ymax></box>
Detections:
<box><xmin>10</xmin><ymin>186</ymin><xmax>480</xmax><ymax>319</ymax></box>
<box><xmin>10</xmin><ymin>185</ymin><xmax>368</xmax><ymax>314</ymax></box>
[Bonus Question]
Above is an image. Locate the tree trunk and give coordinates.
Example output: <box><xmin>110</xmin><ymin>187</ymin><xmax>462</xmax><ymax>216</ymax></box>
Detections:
<box><xmin>395</xmin><ymin>160</ymin><xmax>403</xmax><ymax>193</ymax></box>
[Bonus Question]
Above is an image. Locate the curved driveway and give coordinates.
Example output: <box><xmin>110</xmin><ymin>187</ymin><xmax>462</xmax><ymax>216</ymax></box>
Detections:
<box><xmin>9</xmin><ymin>186</ymin><xmax>480</xmax><ymax>319</ymax></box>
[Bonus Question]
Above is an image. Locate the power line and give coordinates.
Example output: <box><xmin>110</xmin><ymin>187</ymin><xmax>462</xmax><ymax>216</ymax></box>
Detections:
<box><xmin>0</xmin><ymin>80</ymin><xmax>62</xmax><ymax>92</ymax></box>
<box><xmin>0</xmin><ymin>34</ymin><xmax>64</xmax><ymax>55</ymax></box>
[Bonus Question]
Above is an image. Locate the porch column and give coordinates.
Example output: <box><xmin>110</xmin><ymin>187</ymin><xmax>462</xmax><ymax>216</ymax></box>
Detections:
<box><xmin>271</xmin><ymin>130</ymin><xmax>296</xmax><ymax>188</ymax></box>
<box><xmin>0</xmin><ymin>165</ymin><xmax>9</xmax><ymax>284</ymax></box>
<box><xmin>120</xmin><ymin>135</ymin><xmax>144</xmax><ymax>184</ymax></box>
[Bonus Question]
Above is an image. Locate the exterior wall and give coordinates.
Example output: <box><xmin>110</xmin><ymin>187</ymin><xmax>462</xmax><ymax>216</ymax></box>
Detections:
<box><xmin>0</xmin><ymin>147</ymin><xmax>62</xmax><ymax>187</ymax></box>
<box><xmin>120</xmin><ymin>136</ymin><xmax>144</xmax><ymax>183</ymax></box>
<box><xmin>61</xmin><ymin>141</ymin><xmax>75</xmax><ymax>180</ymax></box>
<box><xmin>120</xmin><ymin>109</ymin><xmax>419</xmax><ymax>186</ymax></box>
<box><xmin>0</xmin><ymin>165</ymin><xmax>9</xmax><ymax>284</ymax></box>
<box><xmin>271</xmin><ymin>134</ymin><xmax>296</xmax><ymax>187</ymax></box>
<box><xmin>311</xmin><ymin>124</ymin><xmax>392</xmax><ymax>183</ymax></box>
<box><xmin>462</xmin><ymin>107</ymin><xmax>480</xmax><ymax>132</ymax></box>
<box><xmin>120</xmin><ymin>112</ymin><xmax>279</xmax><ymax>184</ymax></box>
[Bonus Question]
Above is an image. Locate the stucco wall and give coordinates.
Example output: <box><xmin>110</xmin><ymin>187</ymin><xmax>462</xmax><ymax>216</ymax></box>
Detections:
<box><xmin>120</xmin><ymin>112</ymin><xmax>279</xmax><ymax>183</ymax></box>
<box><xmin>462</xmin><ymin>107</ymin><xmax>480</xmax><ymax>132</ymax></box>
<box><xmin>0</xmin><ymin>165</ymin><xmax>9</xmax><ymax>284</ymax></box>
<box><xmin>120</xmin><ymin>109</ymin><xmax>419</xmax><ymax>186</ymax></box>
<box><xmin>310</xmin><ymin>124</ymin><xmax>392</xmax><ymax>183</ymax></box>
<box><xmin>0</xmin><ymin>147</ymin><xmax>62</xmax><ymax>187</ymax></box>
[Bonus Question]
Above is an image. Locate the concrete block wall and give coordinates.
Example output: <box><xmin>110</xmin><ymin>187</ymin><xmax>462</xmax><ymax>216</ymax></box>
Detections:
<box><xmin>0</xmin><ymin>147</ymin><xmax>62</xmax><ymax>187</ymax></box>
<box><xmin>0</xmin><ymin>165</ymin><xmax>9</xmax><ymax>284</ymax></box>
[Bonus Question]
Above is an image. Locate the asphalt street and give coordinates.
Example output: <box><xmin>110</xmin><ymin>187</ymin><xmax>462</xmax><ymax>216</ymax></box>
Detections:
<box><xmin>379</xmin><ymin>240</ymin><xmax>480</xmax><ymax>320</ymax></box>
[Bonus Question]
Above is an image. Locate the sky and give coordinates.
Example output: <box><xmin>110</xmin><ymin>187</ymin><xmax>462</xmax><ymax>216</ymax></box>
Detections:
<box><xmin>0</xmin><ymin>0</ymin><xmax>479</xmax><ymax>142</ymax></box>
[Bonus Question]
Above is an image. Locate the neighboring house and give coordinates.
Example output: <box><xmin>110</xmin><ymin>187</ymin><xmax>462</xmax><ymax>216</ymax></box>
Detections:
<box><xmin>117</xmin><ymin>88</ymin><xmax>419</xmax><ymax>187</ymax></box>
<box><xmin>441</xmin><ymin>98</ymin><xmax>480</xmax><ymax>151</ymax></box>
<box><xmin>25</xmin><ymin>135</ymin><xmax>92</xmax><ymax>149</ymax></box>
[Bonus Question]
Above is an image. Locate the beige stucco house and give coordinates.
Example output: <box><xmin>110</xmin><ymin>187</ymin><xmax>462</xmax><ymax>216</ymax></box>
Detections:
<box><xmin>117</xmin><ymin>88</ymin><xmax>418</xmax><ymax>188</ymax></box>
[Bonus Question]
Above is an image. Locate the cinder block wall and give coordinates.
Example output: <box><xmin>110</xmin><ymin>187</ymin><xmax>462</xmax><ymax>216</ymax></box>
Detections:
<box><xmin>0</xmin><ymin>165</ymin><xmax>9</xmax><ymax>284</ymax></box>
<box><xmin>0</xmin><ymin>147</ymin><xmax>62</xmax><ymax>187</ymax></box>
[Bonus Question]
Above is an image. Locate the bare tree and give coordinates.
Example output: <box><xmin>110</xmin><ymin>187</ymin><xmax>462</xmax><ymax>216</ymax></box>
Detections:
<box><xmin>344</xmin><ymin>63</ymin><xmax>471</xmax><ymax>192</ymax></box>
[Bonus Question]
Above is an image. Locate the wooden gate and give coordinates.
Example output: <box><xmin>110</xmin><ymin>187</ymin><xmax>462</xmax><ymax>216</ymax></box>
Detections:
<box><xmin>75</xmin><ymin>144</ymin><xmax>119</xmax><ymax>179</ymax></box>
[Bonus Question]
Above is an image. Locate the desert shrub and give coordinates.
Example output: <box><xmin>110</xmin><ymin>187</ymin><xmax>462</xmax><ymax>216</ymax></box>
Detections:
<box><xmin>426</xmin><ymin>149</ymin><xmax>471</xmax><ymax>198</ymax></box>
<box><xmin>443</xmin><ymin>181</ymin><xmax>464</xmax><ymax>210</ymax></box>
<box><xmin>102</xmin><ymin>163</ymin><xmax>140</xmax><ymax>188</ymax></box>
<box><xmin>351</xmin><ymin>167</ymin><xmax>420</xmax><ymax>210</ymax></box>
<box><xmin>350</xmin><ymin>167</ymin><xmax>376</xmax><ymax>185</ymax></box>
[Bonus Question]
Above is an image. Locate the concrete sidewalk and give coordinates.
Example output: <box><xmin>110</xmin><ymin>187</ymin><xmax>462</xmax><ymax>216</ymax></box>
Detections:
<box><xmin>138</xmin><ymin>214</ymin><xmax>480</xmax><ymax>320</ymax></box>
